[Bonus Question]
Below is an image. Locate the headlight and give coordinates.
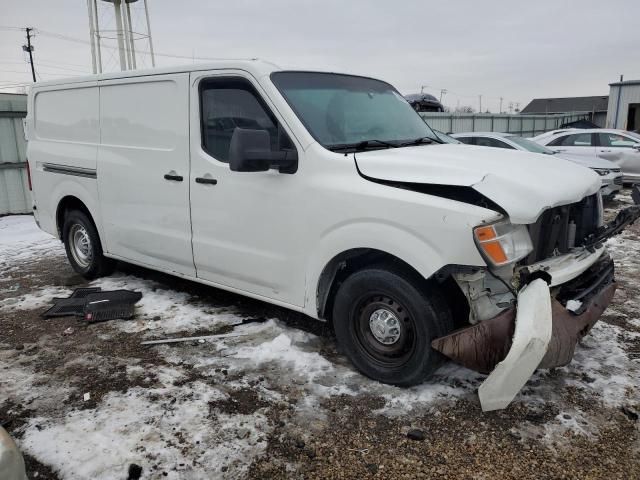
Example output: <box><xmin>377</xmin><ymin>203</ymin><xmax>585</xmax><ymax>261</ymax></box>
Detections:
<box><xmin>593</xmin><ymin>168</ymin><xmax>610</xmax><ymax>176</ymax></box>
<box><xmin>474</xmin><ymin>221</ymin><xmax>533</xmax><ymax>267</ymax></box>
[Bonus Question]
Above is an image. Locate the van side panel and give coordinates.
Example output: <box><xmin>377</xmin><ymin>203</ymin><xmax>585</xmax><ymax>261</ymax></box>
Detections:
<box><xmin>97</xmin><ymin>74</ymin><xmax>195</xmax><ymax>276</ymax></box>
<box><xmin>28</xmin><ymin>83</ymin><xmax>101</xmax><ymax>238</ymax></box>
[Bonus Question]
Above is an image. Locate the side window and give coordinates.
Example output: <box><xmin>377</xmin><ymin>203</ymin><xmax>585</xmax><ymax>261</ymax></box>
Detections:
<box><xmin>547</xmin><ymin>135</ymin><xmax>568</xmax><ymax>146</ymax></box>
<box><xmin>475</xmin><ymin>137</ymin><xmax>515</xmax><ymax>149</ymax></box>
<box><xmin>456</xmin><ymin>136</ymin><xmax>474</xmax><ymax>145</ymax></box>
<box><xmin>200</xmin><ymin>77</ymin><xmax>292</xmax><ymax>162</ymax></box>
<box><xmin>559</xmin><ymin>133</ymin><xmax>593</xmax><ymax>147</ymax></box>
<box><xmin>599</xmin><ymin>132</ymin><xmax>636</xmax><ymax>148</ymax></box>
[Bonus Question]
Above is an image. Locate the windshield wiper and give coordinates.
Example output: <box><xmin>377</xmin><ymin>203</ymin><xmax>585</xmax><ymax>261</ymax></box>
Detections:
<box><xmin>328</xmin><ymin>139</ymin><xmax>399</xmax><ymax>152</ymax></box>
<box><xmin>398</xmin><ymin>136</ymin><xmax>443</xmax><ymax>147</ymax></box>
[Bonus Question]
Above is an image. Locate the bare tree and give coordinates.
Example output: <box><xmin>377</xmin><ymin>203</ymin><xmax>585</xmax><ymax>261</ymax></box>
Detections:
<box><xmin>455</xmin><ymin>105</ymin><xmax>475</xmax><ymax>113</ymax></box>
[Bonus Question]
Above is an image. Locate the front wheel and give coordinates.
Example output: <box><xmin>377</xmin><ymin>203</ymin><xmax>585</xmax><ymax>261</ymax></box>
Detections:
<box><xmin>62</xmin><ymin>210</ymin><xmax>114</xmax><ymax>279</ymax></box>
<box><xmin>332</xmin><ymin>266</ymin><xmax>453</xmax><ymax>386</ymax></box>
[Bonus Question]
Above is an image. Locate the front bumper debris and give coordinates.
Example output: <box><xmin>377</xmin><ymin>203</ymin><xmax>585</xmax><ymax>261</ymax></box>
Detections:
<box><xmin>432</xmin><ymin>280</ymin><xmax>615</xmax><ymax>374</ymax></box>
<box><xmin>433</xmin><ymin>253</ymin><xmax>617</xmax><ymax>411</ymax></box>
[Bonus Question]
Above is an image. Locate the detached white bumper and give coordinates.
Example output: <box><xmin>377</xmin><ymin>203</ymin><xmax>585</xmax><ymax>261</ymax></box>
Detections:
<box><xmin>478</xmin><ymin>279</ymin><xmax>552</xmax><ymax>412</ymax></box>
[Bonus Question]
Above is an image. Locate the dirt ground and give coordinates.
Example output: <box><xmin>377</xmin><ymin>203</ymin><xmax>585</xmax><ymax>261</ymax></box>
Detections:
<box><xmin>1</xmin><ymin>192</ymin><xmax>639</xmax><ymax>480</ymax></box>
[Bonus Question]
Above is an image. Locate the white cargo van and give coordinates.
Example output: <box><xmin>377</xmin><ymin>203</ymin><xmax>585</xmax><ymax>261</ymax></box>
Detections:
<box><xmin>25</xmin><ymin>60</ymin><xmax>640</xmax><ymax>410</ymax></box>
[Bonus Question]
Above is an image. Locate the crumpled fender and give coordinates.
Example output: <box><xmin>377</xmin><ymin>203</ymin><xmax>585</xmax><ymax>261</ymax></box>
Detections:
<box><xmin>477</xmin><ymin>278</ymin><xmax>552</xmax><ymax>412</ymax></box>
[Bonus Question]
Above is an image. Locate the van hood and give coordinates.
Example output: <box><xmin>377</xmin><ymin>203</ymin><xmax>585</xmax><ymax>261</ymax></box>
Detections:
<box><xmin>355</xmin><ymin>144</ymin><xmax>601</xmax><ymax>224</ymax></box>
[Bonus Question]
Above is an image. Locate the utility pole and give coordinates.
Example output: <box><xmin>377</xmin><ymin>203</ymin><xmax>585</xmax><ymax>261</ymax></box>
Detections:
<box><xmin>440</xmin><ymin>89</ymin><xmax>447</xmax><ymax>102</ymax></box>
<box><xmin>479</xmin><ymin>95</ymin><xmax>482</xmax><ymax>113</ymax></box>
<box><xmin>499</xmin><ymin>97</ymin><xmax>503</xmax><ymax>114</ymax></box>
<box><xmin>23</xmin><ymin>27</ymin><xmax>36</xmax><ymax>82</ymax></box>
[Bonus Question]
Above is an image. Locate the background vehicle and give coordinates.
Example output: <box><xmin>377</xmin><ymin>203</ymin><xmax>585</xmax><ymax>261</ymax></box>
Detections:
<box><xmin>432</xmin><ymin>129</ymin><xmax>462</xmax><ymax>144</ymax></box>
<box><xmin>404</xmin><ymin>93</ymin><xmax>445</xmax><ymax>112</ymax></box>
<box><xmin>531</xmin><ymin>128</ymin><xmax>640</xmax><ymax>184</ymax></box>
<box><xmin>25</xmin><ymin>61</ymin><xmax>638</xmax><ymax>411</ymax></box>
<box><xmin>452</xmin><ymin>132</ymin><xmax>623</xmax><ymax>199</ymax></box>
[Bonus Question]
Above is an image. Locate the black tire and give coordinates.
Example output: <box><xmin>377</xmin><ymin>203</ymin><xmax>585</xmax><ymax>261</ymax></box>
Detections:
<box><xmin>62</xmin><ymin>210</ymin><xmax>114</xmax><ymax>279</ymax></box>
<box><xmin>332</xmin><ymin>266</ymin><xmax>452</xmax><ymax>386</ymax></box>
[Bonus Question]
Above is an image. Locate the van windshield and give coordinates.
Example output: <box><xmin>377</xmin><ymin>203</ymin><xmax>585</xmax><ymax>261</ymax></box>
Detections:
<box><xmin>271</xmin><ymin>71</ymin><xmax>439</xmax><ymax>151</ymax></box>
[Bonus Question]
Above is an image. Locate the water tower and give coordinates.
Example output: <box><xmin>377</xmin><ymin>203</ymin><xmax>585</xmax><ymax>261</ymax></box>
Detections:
<box><xmin>86</xmin><ymin>0</ymin><xmax>155</xmax><ymax>73</ymax></box>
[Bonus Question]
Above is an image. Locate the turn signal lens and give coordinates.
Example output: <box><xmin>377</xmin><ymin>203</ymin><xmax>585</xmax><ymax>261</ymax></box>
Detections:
<box><xmin>473</xmin><ymin>221</ymin><xmax>533</xmax><ymax>267</ymax></box>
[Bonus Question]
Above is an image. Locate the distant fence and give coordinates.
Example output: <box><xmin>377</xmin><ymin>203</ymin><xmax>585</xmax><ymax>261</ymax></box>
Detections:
<box><xmin>419</xmin><ymin>112</ymin><xmax>590</xmax><ymax>137</ymax></box>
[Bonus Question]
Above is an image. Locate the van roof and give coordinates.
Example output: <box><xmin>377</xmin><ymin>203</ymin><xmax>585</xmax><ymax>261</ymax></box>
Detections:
<box><xmin>30</xmin><ymin>59</ymin><xmax>285</xmax><ymax>88</ymax></box>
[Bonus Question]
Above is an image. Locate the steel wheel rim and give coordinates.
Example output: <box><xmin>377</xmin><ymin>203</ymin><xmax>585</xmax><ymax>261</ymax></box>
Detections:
<box><xmin>352</xmin><ymin>294</ymin><xmax>416</xmax><ymax>368</ymax></box>
<box><xmin>69</xmin><ymin>224</ymin><xmax>92</xmax><ymax>268</ymax></box>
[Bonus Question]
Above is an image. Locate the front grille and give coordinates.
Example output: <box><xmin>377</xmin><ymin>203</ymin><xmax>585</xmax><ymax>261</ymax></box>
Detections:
<box><xmin>525</xmin><ymin>193</ymin><xmax>600</xmax><ymax>263</ymax></box>
<box><xmin>614</xmin><ymin>177</ymin><xmax>623</xmax><ymax>185</ymax></box>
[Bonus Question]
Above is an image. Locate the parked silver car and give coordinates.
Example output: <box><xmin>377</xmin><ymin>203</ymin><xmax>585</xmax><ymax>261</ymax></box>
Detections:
<box><xmin>452</xmin><ymin>132</ymin><xmax>623</xmax><ymax>199</ymax></box>
<box><xmin>530</xmin><ymin>129</ymin><xmax>640</xmax><ymax>184</ymax></box>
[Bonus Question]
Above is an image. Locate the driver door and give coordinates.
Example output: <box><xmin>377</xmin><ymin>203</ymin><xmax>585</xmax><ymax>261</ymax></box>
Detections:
<box><xmin>188</xmin><ymin>71</ymin><xmax>307</xmax><ymax>307</ymax></box>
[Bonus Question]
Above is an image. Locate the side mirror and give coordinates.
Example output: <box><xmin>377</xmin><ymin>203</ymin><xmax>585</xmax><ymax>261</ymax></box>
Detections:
<box><xmin>228</xmin><ymin>128</ymin><xmax>298</xmax><ymax>174</ymax></box>
<box><xmin>632</xmin><ymin>143</ymin><xmax>640</xmax><ymax>151</ymax></box>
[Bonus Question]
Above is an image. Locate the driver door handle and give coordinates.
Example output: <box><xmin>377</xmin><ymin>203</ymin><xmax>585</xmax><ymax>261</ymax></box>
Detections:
<box><xmin>195</xmin><ymin>177</ymin><xmax>218</xmax><ymax>185</ymax></box>
<box><xmin>599</xmin><ymin>149</ymin><xmax>612</xmax><ymax>153</ymax></box>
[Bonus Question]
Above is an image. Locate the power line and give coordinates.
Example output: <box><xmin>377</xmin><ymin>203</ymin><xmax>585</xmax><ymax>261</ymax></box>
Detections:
<box><xmin>35</xmin><ymin>28</ymin><xmax>252</xmax><ymax>62</ymax></box>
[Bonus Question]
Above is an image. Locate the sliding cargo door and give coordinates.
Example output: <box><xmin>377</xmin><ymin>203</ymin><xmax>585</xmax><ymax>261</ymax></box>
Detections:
<box><xmin>97</xmin><ymin>74</ymin><xmax>195</xmax><ymax>276</ymax></box>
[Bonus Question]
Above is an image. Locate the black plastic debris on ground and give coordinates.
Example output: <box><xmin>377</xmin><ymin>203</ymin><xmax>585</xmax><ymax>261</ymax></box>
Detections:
<box><xmin>42</xmin><ymin>288</ymin><xmax>142</xmax><ymax>323</ymax></box>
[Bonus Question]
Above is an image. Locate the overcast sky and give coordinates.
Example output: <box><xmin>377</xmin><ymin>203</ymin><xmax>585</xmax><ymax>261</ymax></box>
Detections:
<box><xmin>1</xmin><ymin>0</ymin><xmax>638</xmax><ymax>112</ymax></box>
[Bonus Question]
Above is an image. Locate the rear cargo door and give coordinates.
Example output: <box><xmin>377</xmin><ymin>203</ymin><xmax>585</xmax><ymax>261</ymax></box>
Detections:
<box><xmin>97</xmin><ymin>73</ymin><xmax>195</xmax><ymax>276</ymax></box>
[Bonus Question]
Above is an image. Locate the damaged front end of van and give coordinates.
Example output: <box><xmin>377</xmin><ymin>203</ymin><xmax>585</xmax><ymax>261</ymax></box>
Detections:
<box><xmin>432</xmin><ymin>189</ymin><xmax>640</xmax><ymax>411</ymax></box>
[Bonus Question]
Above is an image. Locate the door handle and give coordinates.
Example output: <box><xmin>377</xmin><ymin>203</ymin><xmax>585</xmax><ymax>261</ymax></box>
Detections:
<box><xmin>195</xmin><ymin>177</ymin><xmax>218</xmax><ymax>185</ymax></box>
<box><xmin>164</xmin><ymin>173</ymin><xmax>183</xmax><ymax>181</ymax></box>
<box><xmin>599</xmin><ymin>149</ymin><xmax>612</xmax><ymax>153</ymax></box>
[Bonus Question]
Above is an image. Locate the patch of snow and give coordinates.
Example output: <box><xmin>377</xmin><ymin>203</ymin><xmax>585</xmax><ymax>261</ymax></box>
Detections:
<box><xmin>0</xmin><ymin>286</ymin><xmax>71</xmax><ymax>312</ymax></box>
<box><xmin>231</xmin><ymin>324</ymin><xmax>334</xmax><ymax>381</ymax></box>
<box><xmin>88</xmin><ymin>275</ymin><xmax>246</xmax><ymax>335</ymax></box>
<box><xmin>0</xmin><ymin>215</ymin><xmax>63</xmax><ymax>267</ymax></box>
<box><xmin>20</xmin><ymin>379</ymin><xmax>265</xmax><ymax>480</ymax></box>
<box><xmin>563</xmin><ymin>322</ymin><xmax>639</xmax><ymax>407</ymax></box>
<box><xmin>0</xmin><ymin>352</ymin><xmax>73</xmax><ymax>414</ymax></box>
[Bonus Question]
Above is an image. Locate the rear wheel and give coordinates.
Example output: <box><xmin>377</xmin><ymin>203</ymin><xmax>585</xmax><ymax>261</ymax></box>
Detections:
<box><xmin>62</xmin><ymin>210</ymin><xmax>114</xmax><ymax>279</ymax></box>
<box><xmin>332</xmin><ymin>266</ymin><xmax>453</xmax><ymax>386</ymax></box>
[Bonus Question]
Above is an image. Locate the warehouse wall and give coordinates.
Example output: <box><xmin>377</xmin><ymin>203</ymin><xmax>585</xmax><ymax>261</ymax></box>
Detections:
<box><xmin>606</xmin><ymin>82</ymin><xmax>640</xmax><ymax>129</ymax></box>
<box><xmin>419</xmin><ymin>112</ymin><xmax>590</xmax><ymax>137</ymax></box>
<box><xmin>0</xmin><ymin>93</ymin><xmax>30</xmax><ymax>215</ymax></box>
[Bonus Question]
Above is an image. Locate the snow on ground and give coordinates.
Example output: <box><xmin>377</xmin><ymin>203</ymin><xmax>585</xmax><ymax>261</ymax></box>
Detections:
<box><xmin>1</xmin><ymin>212</ymin><xmax>640</xmax><ymax>477</ymax></box>
<box><xmin>19</xmin><ymin>378</ymin><xmax>268</xmax><ymax>480</ymax></box>
<box><xmin>0</xmin><ymin>215</ymin><xmax>63</xmax><ymax>267</ymax></box>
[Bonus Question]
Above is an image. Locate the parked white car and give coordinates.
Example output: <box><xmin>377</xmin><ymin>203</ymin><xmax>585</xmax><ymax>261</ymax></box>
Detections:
<box><xmin>531</xmin><ymin>128</ymin><xmax>640</xmax><ymax>184</ymax></box>
<box><xmin>452</xmin><ymin>132</ymin><xmax>623</xmax><ymax>199</ymax></box>
<box><xmin>25</xmin><ymin>61</ymin><xmax>640</xmax><ymax>411</ymax></box>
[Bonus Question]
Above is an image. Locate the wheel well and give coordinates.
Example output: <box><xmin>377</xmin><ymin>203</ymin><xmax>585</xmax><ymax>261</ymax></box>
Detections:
<box><xmin>317</xmin><ymin>249</ymin><xmax>471</xmax><ymax>329</ymax></box>
<box><xmin>317</xmin><ymin>249</ymin><xmax>424</xmax><ymax>322</ymax></box>
<box><xmin>55</xmin><ymin>196</ymin><xmax>94</xmax><ymax>240</ymax></box>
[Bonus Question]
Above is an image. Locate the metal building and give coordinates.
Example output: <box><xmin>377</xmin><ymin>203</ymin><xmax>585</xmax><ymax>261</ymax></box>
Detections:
<box><xmin>520</xmin><ymin>96</ymin><xmax>609</xmax><ymax>127</ymax></box>
<box><xmin>0</xmin><ymin>93</ymin><xmax>30</xmax><ymax>215</ymax></box>
<box><xmin>607</xmin><ymin>79</ymin><xmax>640</xmax><ymax>131</ymax></box>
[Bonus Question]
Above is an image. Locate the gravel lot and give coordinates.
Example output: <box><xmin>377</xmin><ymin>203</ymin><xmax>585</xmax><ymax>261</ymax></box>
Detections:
<box><xmin>1</xmin><ymin>192</ymin><xmax>639</xmax><ymax>480</ymax></box>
